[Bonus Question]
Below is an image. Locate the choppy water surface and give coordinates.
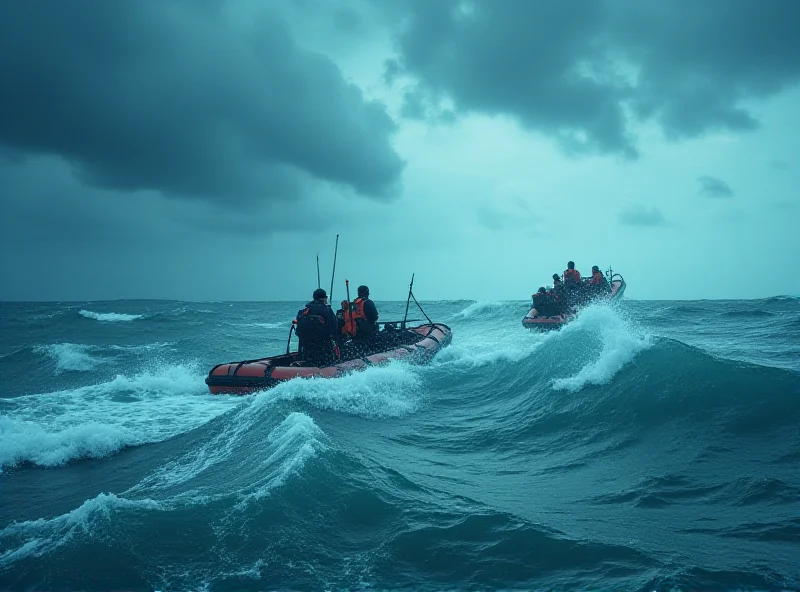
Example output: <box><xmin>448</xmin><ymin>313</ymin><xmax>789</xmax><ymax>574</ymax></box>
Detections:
<box><xmin>1</xmin><ymin>297</ymin><xmax>799</xmax><ymax>591</ymax></box>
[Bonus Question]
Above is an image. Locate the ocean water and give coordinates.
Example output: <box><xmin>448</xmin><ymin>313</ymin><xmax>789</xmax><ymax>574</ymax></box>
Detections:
<box><xmin>1</xmin><ymin>297</ymin><xmax>799</xmax><ymax>591</ymax></box>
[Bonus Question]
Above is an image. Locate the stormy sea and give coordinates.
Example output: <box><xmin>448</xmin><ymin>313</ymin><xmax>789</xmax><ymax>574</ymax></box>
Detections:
<box><xmin>1</xmin><ymin>297</ymin><xmax>799</xmax><ymax>592</ymax></box>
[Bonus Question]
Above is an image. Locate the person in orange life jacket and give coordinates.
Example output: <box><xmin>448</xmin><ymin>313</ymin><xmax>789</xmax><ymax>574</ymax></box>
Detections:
<box><xmin>587</xmin><ymin>265</ymin><xmax>611</xmax><ymax>296</ymax></box>
<box><xmin>563</xmin><ymin>261</ymin><xmax>581</xmax><ymax>286</ymax></box>
<box><xmin>295</xmin><ymin>288</ymin><xmax>339</xmax><ymax>365</ymax></box>
<box><xmin>563</xmin><ymin>260</ymin><xmax>584</xmax><ymax>306</ymax></box>
<box><xmin>587</xmin><ymin>265</ymin><xmax>607</xmax><ymax>285</ymax></box>
<box><xmin>351</xmin><ymin>285</ymin><xmax>379</xmax><ymax>338</ymax></box>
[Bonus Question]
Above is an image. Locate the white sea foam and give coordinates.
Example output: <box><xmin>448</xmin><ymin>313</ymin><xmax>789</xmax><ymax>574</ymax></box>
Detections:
<box><xmin>453</xmin><ymin>300</ymin><xmax>507</xmax><ymax>319</ymax></box>
<box><xmin>79</xmin><ymin>309</ymin><xmax>143</xmax><ymax>322</ymax></box>
<box><xmin>0</xmin><ymin>410</ymin><xmax>317</xmax><ymax>569</ymax></box>
<box><xmin>233</xmin><ymin>412</ymin><xmax>324</xmax><ymax>505</ymax></box>
<box><xmin>33</xmin><ymin>342</ymin><xmax>172</xmax><ymax>374</ymax></box>
<box><xmin>107</xmin><ymin>342</ymin><xmax>173</xmax><ymax>353</ymax></box>
<box><xmin>0</xmin><ymin>417</ymin><xmax>132</xmax><ymax>469</ymax></box>
<box><xmin>434</xmin><ymin>319</ymin><xmax>549</xmax><ymax>368</ymax></box>
<box><xmin>129</xmin><ymin>410</ymin><xmax>325</xmax><ymax>505</ymax></box>
<box><xmin>234</xmin><ymin>322</ymin><xmax>286</xmax><ymax>329</ymax></box>
<box><xmin>262</xmin><ymin>361</ymin><xmax>422</xmax><ymax>418</ymax></box>
<box><xmin>551</xmin><ymin>304</ymin><xmax>651</xmax><ymax>393</ymax></box>
<box><xmin>130</xmin><ymin>363</ymin><xmax>420</xmax><ymax>499</ymax></box>
<box><xmin>0</xmin><ymin>363</ymin><xmax>241</xmax><ymax>471</ymax></box>
<box><xmin>33</xmin><ymin>343</ymin><xmax>103</xmax><ymax>372</ymax></box>
<box><xmin>0</xmin><ymin>493</ymin><xmax>161</xmax><ymax>567</ymax></box>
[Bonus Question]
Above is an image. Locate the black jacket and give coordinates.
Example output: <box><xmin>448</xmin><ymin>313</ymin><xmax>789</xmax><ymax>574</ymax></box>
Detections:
<box><xmin>301</xmin><ymin>299</ymin><xmax>338</xmax><ymax>339</ymax></box>
<box><xmin>360</xmin><ymin>297</ymin><xmax>379</xmax><ymax>324</ymax></box>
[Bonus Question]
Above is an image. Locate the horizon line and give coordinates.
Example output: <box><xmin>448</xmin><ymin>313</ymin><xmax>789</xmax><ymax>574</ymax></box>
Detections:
<box><xmin>1</xmin><ymin>295</ymin><xmax>797</xmax><ymax>304</ymax></box>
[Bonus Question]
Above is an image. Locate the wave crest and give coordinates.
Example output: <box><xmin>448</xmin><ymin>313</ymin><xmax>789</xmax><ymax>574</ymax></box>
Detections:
<box><xmin>0</xmin><ymin>417</ymin><xmax>132</xmax><ymax>471</ymax></box>
<box><xmin>1</xmin><ymin>363</ymin><xmax>240</xmax><ymax>470</ymax></box>
<box><xmin>453</xmin><ymin>301</ymin><xmax>507</xmax><ymax>319</ymax></box>
<box><xmin>79</xmin><ymin>310</ymin><xmax>143</xmax><ymax>322</ymax></box>
<box><xmin>551</xmin><ymin>305</ymin><xmax>651</xmax><ymax>393</ymax></box>
<box><xmin>0</xmin><ymin>493</ymin><xmax>161</xmax><ymax>567</ymax></box>
<box><xmin>33</xmin><ymin>343</ymin><xmax>104</xmax><ymax>373</ymax></box>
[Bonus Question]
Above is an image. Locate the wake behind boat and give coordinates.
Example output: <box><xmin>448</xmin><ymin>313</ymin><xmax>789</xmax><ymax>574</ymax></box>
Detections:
<box><xmin>523</xmin><ymin>267</ymin><xmax>626</xmax><ymax>331</ymax></box>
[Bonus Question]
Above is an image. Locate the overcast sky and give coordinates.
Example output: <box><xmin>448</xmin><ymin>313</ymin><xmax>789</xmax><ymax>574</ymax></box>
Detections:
<box><xmin>1</xmin><ymin>0</ymin><xmax>798</xmax><ymax>301</ymax></box>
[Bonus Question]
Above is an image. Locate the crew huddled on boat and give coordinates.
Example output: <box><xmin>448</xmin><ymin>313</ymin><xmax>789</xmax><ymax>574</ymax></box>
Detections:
<box><xmin>205</xmin><ymin>234</ymin><xmax>453</xmax><ymax>394</ymax></box>
<box><xmin>295</xmin><ymin>283</ymin><xmax>394</xmax><ymax>366</ymax></box>
<box><xmin>530</xmin><ymin>261</ymin><xmax>613</xmax><ymax>317</ymax></box>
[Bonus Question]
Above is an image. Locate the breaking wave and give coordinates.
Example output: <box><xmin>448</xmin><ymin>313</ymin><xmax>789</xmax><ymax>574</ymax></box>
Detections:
<box><xmin>33</xmin><ymin>343</ymin><xmax>104</xmax><ymax>373</ymax></box>
<box><xmin>79</xmin><ymin>309</ymin><xmax>143</xmax><ymax>322</ymax></box>
<box><xmin>0</xmin><ymin>363</ymin><xmax>240</xmax><ymax>471</ymax></box>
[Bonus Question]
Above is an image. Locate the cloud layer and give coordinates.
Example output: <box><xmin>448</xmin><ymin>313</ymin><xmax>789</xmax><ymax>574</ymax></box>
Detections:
<box><xmin>385</xmin><ymin>0</ymin><xmax>800</xmax><ymax>157</ymax></box>
<box><xmin>619</xmin><ymin>205</ymin><xmax>668</xmax><ymax>227</ymax></box>
<box><xmin>0</xmin><ymin>0</ymin><xmax>404</xmax><ymax>204</ymax></box>
<box><xmin>698</xmin><ymin>175</ymin><xmax>734</xmax><ymax>198</ymax></box>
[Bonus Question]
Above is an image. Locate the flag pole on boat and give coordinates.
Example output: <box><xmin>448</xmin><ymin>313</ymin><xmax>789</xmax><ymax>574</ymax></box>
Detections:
<box><xmin>402</xmin><ymin>273</ymin><xmax>415</xmax><ymax>329</ymax></box>
<box><xmin>316</xmin><ymin>254</ymin><xmax>321</xmax><ymax>290</ymax></box>
<box><xmin>330</xmin><ymin>234</ymin><xmax>339</xmax><ymax>300</ymax></box>
<box><xmin>344</xmin><ymin>278</ymin><xmax>352</xmax><ymax>336</ymax></box>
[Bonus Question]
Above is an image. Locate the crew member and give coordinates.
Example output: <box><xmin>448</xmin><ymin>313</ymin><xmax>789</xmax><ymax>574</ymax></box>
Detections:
<box><xmin>551</xmin><ymin>274</ymin><xmax>566</xmax><ymax>315</ymax></box>
<box><xmin>587</xmin><ymin>265</ymin><xmax>611</xmax><ymax>297</ymax></box>
<box><xmin>532</xmin><ymin>287</ymin><xmax>557</xmax><ymax>317</ymax></box>
<box><xmin>563</xmin><ymin>261</ymin><xmax>583</xmax><ymax>306</ymax></box>
<box><xmin>563</xmin><ymin>261</ymin><xmax>581</xmax><ymax>286</ymax></box>
<box><xmin>295</xmin><ymin>288</ymin><xmax>339</xmax><ymax>365</ymax></box>
<box><xmin>352</xmin><ymin>285</ymin><xmax>379</xmax><ymax>338</ymax></box>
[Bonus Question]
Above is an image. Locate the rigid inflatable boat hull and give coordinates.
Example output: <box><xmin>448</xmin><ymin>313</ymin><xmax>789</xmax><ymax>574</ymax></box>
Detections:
<box><xmin>522</xmin><ymin>276</ymin><xmax>626</xmax><ymax>331</ymax></box>
<box><xmin>205</xmin><ymin>323</ymin><xmax>452</xmax><ymax>395</ymax></box>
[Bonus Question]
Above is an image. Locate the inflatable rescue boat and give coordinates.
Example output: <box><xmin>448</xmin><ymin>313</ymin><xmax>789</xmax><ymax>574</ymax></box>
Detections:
<box><xmin>205</xmin><ymin>322</ymin><xmax>452</xmax><ymax>395</ymax></box>
<box><xmin>522</xmin><ymin>271</ymin><xmax>626</xmax><ymax>331</ymax></box>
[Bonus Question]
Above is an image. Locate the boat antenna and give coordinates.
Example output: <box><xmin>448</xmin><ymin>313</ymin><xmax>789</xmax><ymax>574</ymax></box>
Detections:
<box><xmin>344</xmin><ymin>279</ymin><xmax>352</xmax><ymax>336</ymax></box>
<box><xmin>402</xmin><ymin>273</ymin><xmax>414</xmax><ymax>329</ymax></box>
<box><xmin>329</xmin><ymin>234</ymin><xmax>339</xmax><ymax>300</ymax></box>
<box><xmin>316</xmin><ymin>254</ymin><xmax>321</xmax><ymax>289</ymax></box>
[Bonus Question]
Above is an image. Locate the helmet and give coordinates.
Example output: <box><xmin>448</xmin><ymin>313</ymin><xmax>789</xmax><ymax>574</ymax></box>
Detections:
<box><xmin>357</xmin><ymin>285</ymin><xmax>369</xmax><ymax>297</ymax></box>
<box><xmin>592</xmin><ymin>265</ymin><xmax>599</xmax><ymax>272</ymax></box>
<box><xmin>313</xmin><ymin>288</ymin><xmax>327</xmax><ymax>300</ymax></box>
<box><xmin>567</xmin><ymin>261</ymin><xmax>575</xmax><ymax>269</ymax></box>
<box><xmin>552</xmin><ymin>274</ymin><xmax>561</xmax><ymax>281</ymax></box>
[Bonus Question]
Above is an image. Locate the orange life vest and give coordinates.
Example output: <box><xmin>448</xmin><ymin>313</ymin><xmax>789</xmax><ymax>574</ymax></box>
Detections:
<box><xmin>589</xmin><ymin>270</ymin><xmax>604</xmax><ymax>284</ymax></box>
<box><xmin>564</xmin><ymin>268</ymin><xmax>581</xmax><ymax>283</ymax></box>
<box><xmin>340</xmin><ymin>297</ymin><xmax>368</xmax><ymax>337</ymax></box>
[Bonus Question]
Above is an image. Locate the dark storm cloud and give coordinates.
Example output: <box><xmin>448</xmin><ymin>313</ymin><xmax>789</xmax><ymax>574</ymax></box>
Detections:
<box><xmin>619</xmin><ymin>205</ymin><xmax>668</xmax><ymax>227</ymax></box>
<box><xmin>384</xmin><ymin>0</ymin><xmax>800</xmax><ymax>157</ymax></box>
<box><xmin>0</xmin><ymin>157</ymin><xmax>333</xmax><ymax>254</ymax></box>
<box><xmin>0</xmin><ymin>0</ymin><xmax>404</xmax><ymax>204</ymax></box>
<box><xmin>698</xmin><ymin>175</ymin><xmax>734</xmax><ymax>198</ymax></box>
